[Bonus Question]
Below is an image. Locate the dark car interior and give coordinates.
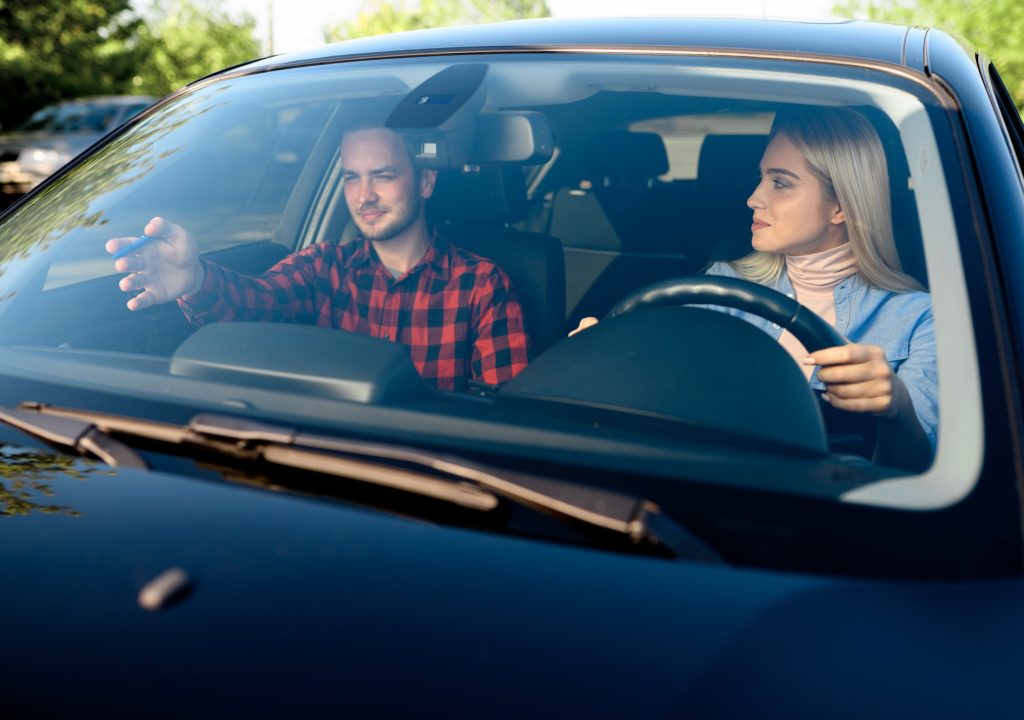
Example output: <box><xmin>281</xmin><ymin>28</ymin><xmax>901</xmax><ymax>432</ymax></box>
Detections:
<box><xmin>0</xmin><ymin>60</ymin><xmax>934</xmax><ymax>502</ymax></box>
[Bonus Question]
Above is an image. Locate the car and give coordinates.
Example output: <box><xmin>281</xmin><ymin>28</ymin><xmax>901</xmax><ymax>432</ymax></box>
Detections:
<box><xmin>0</xmin><ymin>95</ymin><xmax>155</xmax><ymax>201</ymax></box>
<box><xmin>3</xmin><ymin>15</ymin><xmax>1024</xmax><ymax>718</ymax></box>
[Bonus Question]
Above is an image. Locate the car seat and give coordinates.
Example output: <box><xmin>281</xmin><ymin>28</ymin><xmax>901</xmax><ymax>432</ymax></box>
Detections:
<box><xmin>427</xmin><ymin>165</ymin><xmax>566</xmax><ymax>353</ymax></box>
<box><xmin>548</xmin><ymin>131</ymin><xmax>702</xmax><ymax>320</ymax></box>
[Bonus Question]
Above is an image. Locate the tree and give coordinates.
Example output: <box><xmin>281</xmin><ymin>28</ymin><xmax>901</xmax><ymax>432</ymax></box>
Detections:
<box><xmin>131</xmin><ymin>0</ymin><xmax>262</xmax><ymax>96</ymax></box>
<box><xmin>0</xmin><ymin>0</ymin><xmax>147</xmax><ymax>129</ymax></box>
<box><xmin>0</xmin><ymin>0</ymin><xmax>261</xmax><ymax>130</ymax></box>
<box><xmin>324</xmin><ymin>0</ymin><xmax>549</xmax><ymax>42</ymax></box>
<box><xmin>836</xmin><ymin>0</ymin><xmax>1024</xmax><ymax>109</ymax></box>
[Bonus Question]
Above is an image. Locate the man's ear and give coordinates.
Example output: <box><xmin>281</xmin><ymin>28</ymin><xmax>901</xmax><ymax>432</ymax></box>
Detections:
<box><xmin>420</xmin><ymin>169</ymin><xmax>437</xmax><ymax>199</ymax></box>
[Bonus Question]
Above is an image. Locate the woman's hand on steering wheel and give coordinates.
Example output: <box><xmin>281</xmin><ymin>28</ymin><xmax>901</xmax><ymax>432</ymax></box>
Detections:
<box><xmin>807</xmin><ymin>343</ymin><xmax>894</xmax><ymax>416</ymax></box>
<box><xmin>569</xmin><ymin>316</ymin><xmax>599</xmax><ymax>337</ymax></box>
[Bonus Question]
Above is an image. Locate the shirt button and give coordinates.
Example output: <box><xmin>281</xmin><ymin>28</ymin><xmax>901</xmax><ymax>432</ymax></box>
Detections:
<box><xmin>772</xmin><ymin>323</ymin><xmax>780</xmax><ymax>329</ymax></box>
<box><xmin>786</xmin><ymin>293</ymin><xmax>794</xmax><ymax>299</ymax></box>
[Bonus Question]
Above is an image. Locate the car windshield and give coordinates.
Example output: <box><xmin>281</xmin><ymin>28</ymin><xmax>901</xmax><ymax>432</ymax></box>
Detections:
<box><xmin>0</xmin><ymin>52</ymin><xmax>979</xmax><ymax>514</ymax></box>
<box><xmin>17</xmin><ymin>101</ymin><xmax>124</xmax><ymax>133</ymax></box>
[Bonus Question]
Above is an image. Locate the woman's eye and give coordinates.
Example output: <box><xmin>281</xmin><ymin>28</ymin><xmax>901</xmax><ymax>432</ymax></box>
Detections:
<box><xmin>772</xmin><ymin>177</ymin><xmax>790</xmax><ymax>190</ymax></box>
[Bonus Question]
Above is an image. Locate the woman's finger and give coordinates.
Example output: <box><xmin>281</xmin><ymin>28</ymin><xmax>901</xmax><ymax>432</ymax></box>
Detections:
<box><xmin>805</xmin><ymin>343</ymin><xmax>881</xmax><ymax>368</ymax></box>
<box><xmin>824</xmin><ymin>393</ymin><xmax>892</xmax><ymax>414</ymax></box>
<box><xmin>824</xmin><ymin>377</ymin><xmax>892</xmax><ymax>400</ymax></box>
<box><xmin>569</xmin><ymin>316</ymin><xmax>599</xmax><ymax>337</ymax></box>
<box><xmin>816</xmin><ymin>360</ymin><xmax>889</xmax><ymax>384</ymax></box>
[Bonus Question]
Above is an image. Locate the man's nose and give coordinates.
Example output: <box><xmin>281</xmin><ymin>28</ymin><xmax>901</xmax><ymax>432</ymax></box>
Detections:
<box><xmin>358</xmin><ymin>179</ymin><xmax>379</xmax><ymax>204</ymax></box>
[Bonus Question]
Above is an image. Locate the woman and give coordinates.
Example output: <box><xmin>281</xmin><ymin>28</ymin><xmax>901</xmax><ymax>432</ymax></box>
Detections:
<box><xmin>575</xmin><ymin>107</ymin><xmax>937</xmax><ymax>471</ymax></box>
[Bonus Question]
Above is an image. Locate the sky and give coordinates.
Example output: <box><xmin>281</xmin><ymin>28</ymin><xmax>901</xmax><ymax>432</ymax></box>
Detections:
<box><xmin>222</xmin><ymin>0</ymin><xmax>839</xmax><ymax>55</ymax></box>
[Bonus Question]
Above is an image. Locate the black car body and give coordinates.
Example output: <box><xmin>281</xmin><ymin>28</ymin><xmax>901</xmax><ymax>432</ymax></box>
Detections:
<box><xmin>3</xmin><ymin>16</ymin><xmax>1024</xmax><ymax>718</ymax></box>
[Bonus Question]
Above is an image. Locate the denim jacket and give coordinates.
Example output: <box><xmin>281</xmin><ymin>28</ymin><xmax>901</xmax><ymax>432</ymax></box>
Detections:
<box><xmin>706</xmin><ymin>261</ymin><xmax>938</xmax><ymax>447</ymax></box>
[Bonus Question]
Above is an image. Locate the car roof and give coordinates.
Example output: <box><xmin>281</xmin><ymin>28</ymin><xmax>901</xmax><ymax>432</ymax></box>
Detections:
<box><xmin>242</xmin><ymin>16</ymin><xmax>934</xmax><ymax>74</ymax></box>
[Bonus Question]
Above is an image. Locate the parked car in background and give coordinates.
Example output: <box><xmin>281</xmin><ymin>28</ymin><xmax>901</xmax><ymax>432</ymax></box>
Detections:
<box><xmin>4</xmin><ymin>15</ymin><xmax>1024</xmax><ymax>718</ymax></box>
<box><xmin>0</xmin><ymin>95</ymin><xmax>155</xmax><ymax>201</ymax></box>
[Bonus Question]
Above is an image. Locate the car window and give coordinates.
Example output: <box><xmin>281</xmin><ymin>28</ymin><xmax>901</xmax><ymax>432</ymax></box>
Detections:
<box><xmin>18</xmin><ymin>101</ymin><xmax>119</xmax><ymax>133</ymax></box>
<box><xmin>629</xmin><ymin>113</ymin><xmax>774</xmax><ymax>180</ymax></box>
<box><xmin>119</xmin><ymin>103</ymin><xmax>151</xmax><ymax>124</ymax></box>
<box><xmin>0</xmin><ymin>53</ymin><xmax>979</xmax><ymax>516</ymax></box>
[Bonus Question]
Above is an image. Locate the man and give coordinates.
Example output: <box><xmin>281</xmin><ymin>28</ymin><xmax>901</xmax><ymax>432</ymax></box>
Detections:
<box><xmin>107</xmin><ymin>127</ymin><xmax>530</xmax><ymax>392</ymax></box>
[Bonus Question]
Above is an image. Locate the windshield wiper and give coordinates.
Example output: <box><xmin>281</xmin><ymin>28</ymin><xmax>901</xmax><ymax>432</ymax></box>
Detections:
<box><xmin>0</xmin><ymin>405</ymin><xmax>147</xmax><ymax>469</ymax></box>
<box><xmin>10</xmin><ymin>402</ymin><xmax>722</xmax><ymax>563</ymax></box>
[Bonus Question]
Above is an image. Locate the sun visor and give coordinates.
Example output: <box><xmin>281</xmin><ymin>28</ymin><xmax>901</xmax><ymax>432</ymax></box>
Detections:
<box><xmin>386</xmin><ymin>63</ymin><xmax>488</xmax><ymax>168</ymax></box>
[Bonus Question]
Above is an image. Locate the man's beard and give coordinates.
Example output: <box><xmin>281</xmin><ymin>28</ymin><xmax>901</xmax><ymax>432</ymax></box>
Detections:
<box><xmin>356</xmin><ymin>195</ymin><xmax>422</xmax><ymax>243</ymax></box>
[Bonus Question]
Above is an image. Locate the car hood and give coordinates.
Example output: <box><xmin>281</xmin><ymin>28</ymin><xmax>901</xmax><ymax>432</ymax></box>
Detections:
<box><xmin>3</xmin><ymin>445</ymin><xmax>1024</xmax><ymax>718</ymax></box>
<box><xmin>0</xmin><ymin>129</ymin><xmax>101</xmax><ymax>156</ymax></box>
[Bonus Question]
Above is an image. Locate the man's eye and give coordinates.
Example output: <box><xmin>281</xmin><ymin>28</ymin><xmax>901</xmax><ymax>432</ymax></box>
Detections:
<box><xmin>375</xmin><ymin>174</ymin><xmax>396</xmax><ymax>182</ymax></box>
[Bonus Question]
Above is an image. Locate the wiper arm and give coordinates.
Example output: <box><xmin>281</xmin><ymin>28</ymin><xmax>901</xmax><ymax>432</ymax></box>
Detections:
<box><xmin>16</xmin><ymin>403</ymin><xmax>496</xmax><ymax>512</ymax></box>
<box><xmin>0</xmin><ymin>405</ymin><xmax>147</xmax><ymax>469</ymax></box>
<box><xmin>19</xmin><ymin>403</ymin><xmax>721</xmax><ymax>562</ymax></box>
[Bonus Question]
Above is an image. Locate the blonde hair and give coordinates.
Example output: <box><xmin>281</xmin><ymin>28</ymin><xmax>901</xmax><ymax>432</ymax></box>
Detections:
<box><xmin>730</xmin><ymin>107</ymin><xmax>922</xmax><ymax>292</ymax></box>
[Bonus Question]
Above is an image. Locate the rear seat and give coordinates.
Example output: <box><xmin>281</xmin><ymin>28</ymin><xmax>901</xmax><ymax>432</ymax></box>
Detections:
<box><xmin>549</xmin><ymin>131</ymin><xmax>703</xmax><ymax>320</ymax></box>
<box><xmin>693</xmin><ymin>134</ymin><xmax>769</xmax><ymax>263</ymax></box>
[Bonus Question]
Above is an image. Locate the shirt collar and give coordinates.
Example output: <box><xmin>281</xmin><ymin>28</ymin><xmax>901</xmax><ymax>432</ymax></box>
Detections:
<box><xmin>348</xmin><ymin>230</ymin><xmax>450</xmax><ymax>282</ymax></box>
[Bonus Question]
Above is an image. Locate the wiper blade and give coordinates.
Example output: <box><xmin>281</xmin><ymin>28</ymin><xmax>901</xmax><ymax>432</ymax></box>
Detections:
<box><xmin>16</xmin><ymin>403</ymin><xmax>496</xmax><ymax>512</ymax></box>
<box><xmin>19</xmin><ymin>403</ymin><xmax>721</xmax><ymax>562</ymax></box>
<box><xmin>0</xmin><ymin>405</ymin><xmax>147</xmax><ymax>469</ymax></box>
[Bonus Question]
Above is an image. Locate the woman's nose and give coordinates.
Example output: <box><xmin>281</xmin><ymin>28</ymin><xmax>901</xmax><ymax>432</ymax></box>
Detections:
<box><xmin>747</xmin><ymin>180</ymin><xmax>765</xmax><ymax>209</ymax></box>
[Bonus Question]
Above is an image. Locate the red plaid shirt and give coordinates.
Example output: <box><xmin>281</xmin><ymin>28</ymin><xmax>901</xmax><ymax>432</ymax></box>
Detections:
<box><xmin>178</xmin><ymin>235</ymin><xmax>530</xmax><ymax>391</ymax></box>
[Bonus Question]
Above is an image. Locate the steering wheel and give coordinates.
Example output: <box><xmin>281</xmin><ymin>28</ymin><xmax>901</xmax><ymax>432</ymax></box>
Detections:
<box><xmin>608</xmin><ymin>275</ymin><xmax>847</xmax><ymax>353</ymax></box>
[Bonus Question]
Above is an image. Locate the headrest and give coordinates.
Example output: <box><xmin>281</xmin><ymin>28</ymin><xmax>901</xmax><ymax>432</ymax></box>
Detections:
<box><xmin>427</xmin><ymin>165</ymin><xmax>528</xmax><ymax>226</ymax></box>
<box><xmin>697</xmin><ymin>135</ymin><xmax>768</xmax><ymax>191</ymax></box>
<box><xmin>585</xmin><ymin>131</ymin><xmax>669</xmax><ymax>181</ymax></box>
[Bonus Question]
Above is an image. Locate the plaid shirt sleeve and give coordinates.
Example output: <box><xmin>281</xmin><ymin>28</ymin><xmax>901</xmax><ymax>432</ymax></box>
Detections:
<box><xmin>178</xmin><ymin>244</ymin><xmax>330</xmax><ymax>325</ymax></box>
<box><xmin>470</xmin><ymin>264</ymin><xmax>530</xmax><ymax>385</ymax></box>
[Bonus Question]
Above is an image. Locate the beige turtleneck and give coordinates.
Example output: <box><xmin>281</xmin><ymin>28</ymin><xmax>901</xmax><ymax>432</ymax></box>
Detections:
<box><xmin>778</xmin><ymin>242</ymin><xmax>858</xmax><ymax>378</ymax></box>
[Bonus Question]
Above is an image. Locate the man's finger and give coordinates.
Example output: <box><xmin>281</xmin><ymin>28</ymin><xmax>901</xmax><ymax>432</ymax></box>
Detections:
<box><xmin>118</xmin><ymin>272</ymin><xmax>149</xmax><ymax>293</ymax></box>
<box><xmin>126</xmin><ymin>288</ymin><xmax>158</xmax><ymax>312</ymax></box>
<box><xmin>144</xmin><ymin>216</ymin><xmax>167</xmax><ymax>238</ymax></box>
<box><xmin>114</xmin><ymin>255</ymin><xmax>145</xmax><ymax>274</ymax></box>
<box><xmin>106</xmin><ymin>237</ymin><xmax>139</xmax><ymax>255</ymax></box>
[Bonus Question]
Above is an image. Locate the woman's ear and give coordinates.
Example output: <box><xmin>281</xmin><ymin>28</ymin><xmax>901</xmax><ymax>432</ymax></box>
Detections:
<box><xmin>831</xmin><ymin>203</ymin><xmax>846</xmax><ymax>225</ymax></box>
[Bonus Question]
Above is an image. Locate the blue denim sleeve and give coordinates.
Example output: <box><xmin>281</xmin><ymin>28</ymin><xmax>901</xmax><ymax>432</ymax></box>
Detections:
<box><xmin>892</xmin><ymin>303</ymin><xmax>939</xmax><ymax>449</ymax></box>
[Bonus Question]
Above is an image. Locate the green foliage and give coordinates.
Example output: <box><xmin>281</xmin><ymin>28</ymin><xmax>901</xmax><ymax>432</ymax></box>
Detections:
<box><xmin>836</xmin><ymin>0</ymin><xmax>1024</xmax><ymax>109</ymax></box>
<box><xmin>0</xmin><ymin>0</ymin><xmax>147</xmax><ymax>129</ymax></box>
<box><xmin>131</xmin><ymin>0</ymin><xmax>262</xmax><ymax>96</ymax></box>
<box><xmin>0</xmin><ymin>0</ymin><xmax>261</xmax><ymax>130</ymax></box>
<box><xmin>0</xmin><ymin>446</ymin><xmax>94</xmax><ymax>517</ymax></box>
<box><xmin>324</xmin><ymin>0</ymin><xmax>549</xmax><ymax>42</ymax></box>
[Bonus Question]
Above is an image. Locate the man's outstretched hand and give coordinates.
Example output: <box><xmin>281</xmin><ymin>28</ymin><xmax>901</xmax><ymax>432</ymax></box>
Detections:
<box><xmin>106</xmin><ymin>216</ymin><xmax>203</xmax><ymax>311</ymax></box>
